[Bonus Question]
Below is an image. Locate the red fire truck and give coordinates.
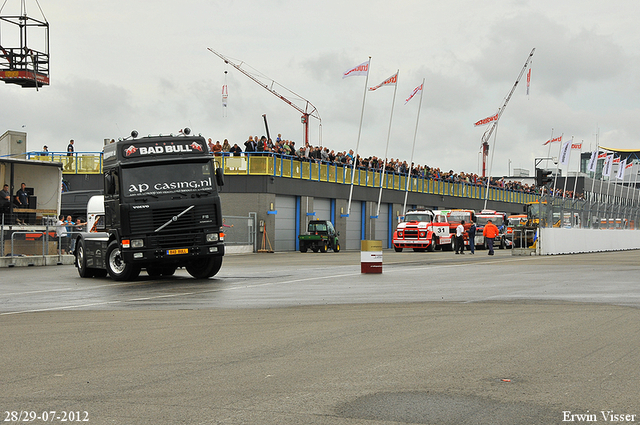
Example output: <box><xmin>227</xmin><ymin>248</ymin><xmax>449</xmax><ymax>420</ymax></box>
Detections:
<box><xmin>446</xmin><ymin>209</ymin><xmax>476</xmax><ymax>248</ymax></box>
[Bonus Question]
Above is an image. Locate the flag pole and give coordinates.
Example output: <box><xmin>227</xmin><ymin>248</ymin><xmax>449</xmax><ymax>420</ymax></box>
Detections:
<box><xmin>347</xmin><ymin>56</ymin><xmax>371</xmax><ymax>216</ymax></box>
<box><xmin>402</xmin><ymin>78</ymin><xmax>425</xmax><ymax>217</ymax></box>
<box><xmin>571</xmin><ymin>140</ymin><xmax>581</xmax><ymax>199</ymax></box>
<box><xmin>483</xmin><ymin>113</ymin><xmax>499</xmax><ymax>211</ymax></box>
<box><xmin>595</xmin><ymin>153</ymin><xmax>609</xmax><ymax>224</ymax></box>
<box><xmin>603</xmin><ymin>155</ymin><xmax>615</xmax><ymax>225</ymax></box>
<box><xmin>610</xmin><ymin>160</ymin><xmax>619</xmax><ymax>225</ymax></box>
<box><xmin>551</xmin><ymin>134</ymin><xmax>564</xmax><ymax>197</ymax></box>
<box><xmin>588</xmin><ymin>139</ymin><xmax>599</xmax><ymax>227</ymax></box>
<box><xmin>545</xmin><ymin>128</ymin><xmax>554</xmax><ymax>170</ymax></box>
<box><xmin>376</xmin><ymin>70</ymin><xmax>399</xmax><ymax>218</ymax></box>
<box><xmin>561</xmin><ymin>136</ymin><xmax>573</xmax><ymax>198</ymax></box>
<box><xmin>629</xmin><ymin>160</ymin><xmax>639</xmax><ymax>227</ymax></box>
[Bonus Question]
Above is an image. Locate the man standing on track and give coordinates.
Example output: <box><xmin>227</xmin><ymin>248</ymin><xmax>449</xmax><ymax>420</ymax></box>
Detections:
<box><xmin>455</xmin><ymin>220</ymin><xmax>465</xmax><ymax>254</ymax></box>
<box><xmin>483</xmin><ymin>219</ymin><xmax>499</xmax><ymax>256</ymax></box>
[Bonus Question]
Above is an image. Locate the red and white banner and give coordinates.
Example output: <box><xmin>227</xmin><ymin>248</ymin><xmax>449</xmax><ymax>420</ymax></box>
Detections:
<box><xmin>613</xmin><ymin>157</ymin><xmax>621</xmax><ymax>164</ymax></box>
<box><xmin>343</xmin><ymin>60</ymin><xmax>370</xmax><ymax>79</ymax></box>
<box><xmin>369</xmin><ymin>72</ymin><xmax>398</xmax><ymax>91</ymax></box>
<box><xmin>543</xmin><ymin>135</ymin><xmax>562</xmax><ymax>146</ymax></box>
<box><xmin>571</xmin><ymin>142</ymin><xmax>582</xmax><ymax>150</ymax></box>
<box><xmin>597</xmin><ymin>152</ymin><xmax>608</xmax><ymax>159</ymax></box>
<box><xmin>474</xmin><ymin>112</ymin><xmax>499</xmax><ymax>127</ymax></box>
<box><xmin>526</xmin><ymin>67</ymin><xmax>531</xmax><ymax>96</ymax></box>
<box><xmin>405</xmin><ymin>83</ymin><xmax>423</xmax><ymax>104</ymax></box>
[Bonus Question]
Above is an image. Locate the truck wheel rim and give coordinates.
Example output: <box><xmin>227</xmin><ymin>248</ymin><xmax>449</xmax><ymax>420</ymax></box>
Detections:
<box><xmin>76</xmin><ymin>246</ymin><xmax>84</xmax><ymax>270</ymax></box>
<box><xmin>109</xmin><ymin>248</ymin><xmax>125</xmax><ymax>274</ymax></box>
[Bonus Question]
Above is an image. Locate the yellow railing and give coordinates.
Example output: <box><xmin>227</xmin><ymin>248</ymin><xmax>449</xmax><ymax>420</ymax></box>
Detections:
<box><xmin>219</xmin><ymin>154</ymin><xmax>541</xmax><ymax>205</ymax></box>
<box><xmin>26</xmin><ymin>152</ymin><xmax>104</xmax><ymax>174</ymax></box>
<box><xmin>24</xmin><ymin>151</ymin><xmax>538</xmax><ymax>204</ymax></box>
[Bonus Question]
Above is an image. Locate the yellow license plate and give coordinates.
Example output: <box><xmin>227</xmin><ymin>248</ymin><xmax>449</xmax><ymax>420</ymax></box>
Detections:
<box><xmin>167</xmin><ymin>248</ymin><xmax>189</xmax><ymax>255</ymax></box>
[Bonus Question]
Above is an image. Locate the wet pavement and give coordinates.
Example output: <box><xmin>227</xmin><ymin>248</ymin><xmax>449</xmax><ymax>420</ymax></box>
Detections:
<box><xmin>1</xmin><ymin>249</ymin><xmax>639</xmax><ymax>424</ymax></box>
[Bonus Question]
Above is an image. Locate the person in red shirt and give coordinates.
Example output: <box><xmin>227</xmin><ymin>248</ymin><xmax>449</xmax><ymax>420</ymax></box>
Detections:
<box><xmin>483</xmin><ymin>219</ymin><xmax>499</xmax><ymax>256</ymax></box>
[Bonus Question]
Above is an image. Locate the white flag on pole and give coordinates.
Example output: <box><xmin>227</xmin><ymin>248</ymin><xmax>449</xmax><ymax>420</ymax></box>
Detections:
<box><xmin>602</xmin><ymin>154</ymin><xmax>614</xmax><ymax>177</ymax></box>
<box><xmin>587</xmin><ymin>150</ymin><xmax>598</xmax><ymax>173</ymax></box>
<box><xmin>559</xmin><ymin>140</ymin><xmax>572</xmax><ymax>165</ymax></box>
<box><xmin>343</xmin><ymin>60</ymin><xmax>370</xmax><ymax>79</ymax></box>
<box><xmin>617</xmin><ymin>158</ymin><xmax>627</xmax><ymax>180</ymax></box>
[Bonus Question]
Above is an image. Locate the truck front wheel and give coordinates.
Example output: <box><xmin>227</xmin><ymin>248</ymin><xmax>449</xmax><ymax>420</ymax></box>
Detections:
<box><xmin>186</xmin><ymin>256</ymin><xmax>223</xmax><ymax>279</ymax></box>
<box><xmin>106</xmin><ymin>241</ymin><xmax>141</xmax><ymax>281</ymax></box>
<box><xmin>75</xmin><ymin>239</ymin><xmax>94</xmax><ymax>278</ymax></box>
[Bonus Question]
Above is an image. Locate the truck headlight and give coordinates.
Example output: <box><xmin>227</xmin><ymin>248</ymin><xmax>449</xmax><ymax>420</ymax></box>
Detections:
<box><xmin>131</xmin><ymin>239</ymin><xmax>144</xmax><ymax>248</ymax></box>
<box><xmin>397</xmin><ymin>231</ymin><xmax>403</xmax><ymax>237</ymax></box>
<box><xmin>419</xmin><ymin>231</ymin><xmax>426</xmax><ymax>238</ymax></box>
<box><xmin>206</xmin><ymin>233</ymin><xmax>219</xmax><ymax>242</ymax></box>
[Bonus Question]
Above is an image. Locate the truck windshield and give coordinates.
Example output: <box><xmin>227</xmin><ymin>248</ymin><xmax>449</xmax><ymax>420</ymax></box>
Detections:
<box><xmin>121</xmin><ymin>161</ymin><xmax>214</xmax><ymax>198</ymax></box>
<box><xmin>477</xmin><ymin>216</ymin><xmax>505</xmax><ymax>226</ymax></box>
<box><xmin>448</xmin><ymin>212</ymin><xmax>469</xmax><ymax>221</ymax></box>
<box><xmin>405</xmin><ymin>214</ymin><xmax>432</xmax><ymax>222</ymax></box>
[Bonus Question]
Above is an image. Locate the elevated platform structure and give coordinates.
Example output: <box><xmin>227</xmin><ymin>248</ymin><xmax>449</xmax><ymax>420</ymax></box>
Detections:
<box><xmin>0</xmin><ymin>0</ymin><xmax>50</xmax><ymax>88</ymax></box>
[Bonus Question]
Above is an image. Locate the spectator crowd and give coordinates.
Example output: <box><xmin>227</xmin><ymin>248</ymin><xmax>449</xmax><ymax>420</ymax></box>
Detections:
<box><xmin>205</xmin><ymin>134</ymin><xmax>584</xmax><ymax>199</ymax></box>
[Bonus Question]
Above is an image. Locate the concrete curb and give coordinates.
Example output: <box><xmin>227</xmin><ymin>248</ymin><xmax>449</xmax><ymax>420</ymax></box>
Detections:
<box><xmin>1</xmin><ymin>254</ymin><xmax>75</xmax><ymax>268</ymax></box>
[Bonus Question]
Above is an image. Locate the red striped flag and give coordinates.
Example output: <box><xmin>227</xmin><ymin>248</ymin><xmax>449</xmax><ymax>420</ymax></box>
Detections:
<box><xmin>405</xmin><ymin>83</ymin><xmax>423</xmax><ymax>104</ymax></box>
<box><xmin>543</xmin><ymin>135</ymin><xmax>562</xmax><ymax>146</ymax></box>
<box><xmin>369</xmin><ymin>72</ymin><xmax>398</xmax><ymax>91</ymax></box>
<box><xmin>474</xmin><ymin>112</ymin><xmax>498</xmax><ymax>126</ymax></box>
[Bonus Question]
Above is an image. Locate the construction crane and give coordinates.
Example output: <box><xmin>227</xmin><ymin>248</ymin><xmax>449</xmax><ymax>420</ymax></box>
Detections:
<box><xmin>208</xmin><ymin>48</ymin><xmax>321</xmax><ymax>146</ymax></box>
<box><xmin>480</xmin><ymin>48</ymin><xmax>535</xmax><ymax>177</ymax></box>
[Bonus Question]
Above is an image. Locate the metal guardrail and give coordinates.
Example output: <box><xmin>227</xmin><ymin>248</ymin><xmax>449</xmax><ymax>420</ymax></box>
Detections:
<box><xmin>7</xmin><ymin>226</ymin><xmax>63</xmax><ymax>266</ymax></box>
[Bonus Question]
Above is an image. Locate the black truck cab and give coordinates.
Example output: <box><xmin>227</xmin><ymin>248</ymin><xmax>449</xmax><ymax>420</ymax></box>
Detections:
<box><xmin>74</xmin><ymin>131</ymin><xmax>225</xmax><ymax>280</ymax></box>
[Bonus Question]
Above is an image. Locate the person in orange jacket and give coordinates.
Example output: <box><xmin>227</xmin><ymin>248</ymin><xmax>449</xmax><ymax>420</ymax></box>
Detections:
<box><xmin>483</xmin><ymin>219</ymin><xmax>499</xmax><ymax>256</ymax></box>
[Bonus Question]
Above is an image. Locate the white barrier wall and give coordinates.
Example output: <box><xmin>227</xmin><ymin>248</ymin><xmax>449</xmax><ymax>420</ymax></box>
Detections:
<box><xmin>539</xmin><ymin>228</ymin><xmax>640</xmax><ymax>255</ymax></box>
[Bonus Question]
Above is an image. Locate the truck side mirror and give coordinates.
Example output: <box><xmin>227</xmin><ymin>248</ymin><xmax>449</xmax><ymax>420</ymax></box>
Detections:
<box><xmin>105</xmin><ymin>174</ymin><xmax>116</xmax><ymax>195</ymax></box>
<box><xmin>215</xmin><ymin>168</ymin><xmax>225</xmax><ymax>187</ymax></box>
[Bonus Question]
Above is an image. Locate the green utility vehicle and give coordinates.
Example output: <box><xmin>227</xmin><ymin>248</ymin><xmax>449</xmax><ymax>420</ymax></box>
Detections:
<box><xmin>298</xmin><ymin>220</ymin><xmax>340</xmax><ymax>253</ymax></box>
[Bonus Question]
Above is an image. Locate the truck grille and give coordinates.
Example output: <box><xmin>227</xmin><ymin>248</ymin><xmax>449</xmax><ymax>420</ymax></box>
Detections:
<box><xmin>128</xmin><ymin>204</ymin><xmax>217</xmax><ymax>234</ymax></box>
<box><xmin>403</xmin><ymin>229</ymin><xmax>419</xmax><ymax>239</ymax></box>
<box><xmin>149</xmin><ymin>232</ymin><xmax>202</xmax><ymax>249</ymax></box>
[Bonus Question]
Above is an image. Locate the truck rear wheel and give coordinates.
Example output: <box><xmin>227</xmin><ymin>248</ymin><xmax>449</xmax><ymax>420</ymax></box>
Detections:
<box><xmin>333</xmin><ymin>241</ymin><xmax>340</xmax><ymax>252</ymax></box>
<box><xmin>320</xmin><ymin>241</ymin><xmax>328</xmax><ymax>253</ymax></box>
<box><xmin>394</xmin><ymin>246</ymin><xmax>403</xmax><ymax>252</ymax></box>
<box><xmin>186</xmin><ymin>256</ymin><xmax>223</xmax><ymax>279</ymax></box>
<box><xmin>106</xmin><ymin>241</ymin><xmax>140</xmax><ymax>281</ymax></box>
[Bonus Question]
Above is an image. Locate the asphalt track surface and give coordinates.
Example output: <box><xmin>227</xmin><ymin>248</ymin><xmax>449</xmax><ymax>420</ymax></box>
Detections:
<box><xmin>1</xmin><ymin>249</ymin><xmax>640</xmax><ymax>424</ymax></box>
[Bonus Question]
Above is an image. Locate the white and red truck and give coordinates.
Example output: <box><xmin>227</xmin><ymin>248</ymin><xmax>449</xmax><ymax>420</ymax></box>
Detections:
<box><xmin>474</xmin><ymin>209</ymin><xmax>508</xmax><ymax>249</ymax></box>
<box><xmin>392</xmin><ymin>209</ymin><xmax>453</xmax><ymax>252</ymax></box>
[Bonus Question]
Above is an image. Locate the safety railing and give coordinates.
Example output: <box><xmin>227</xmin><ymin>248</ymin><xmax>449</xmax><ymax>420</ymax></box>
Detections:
<box><xmin>220</xmin><ymin>152</ymin><xmax>542</xmax><ymax>204</ymax></box>
<box><xmin>20</xmin><ymin>151</ymin><xmax>104</xmax><ymax>174</ymax></box>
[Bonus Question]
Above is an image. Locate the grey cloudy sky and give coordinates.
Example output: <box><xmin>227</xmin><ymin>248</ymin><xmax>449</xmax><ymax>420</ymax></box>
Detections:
<box><xmin>2</xmin><ymin>0</ymin><xmax>639</xmax><ymax>177</ymax></box>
